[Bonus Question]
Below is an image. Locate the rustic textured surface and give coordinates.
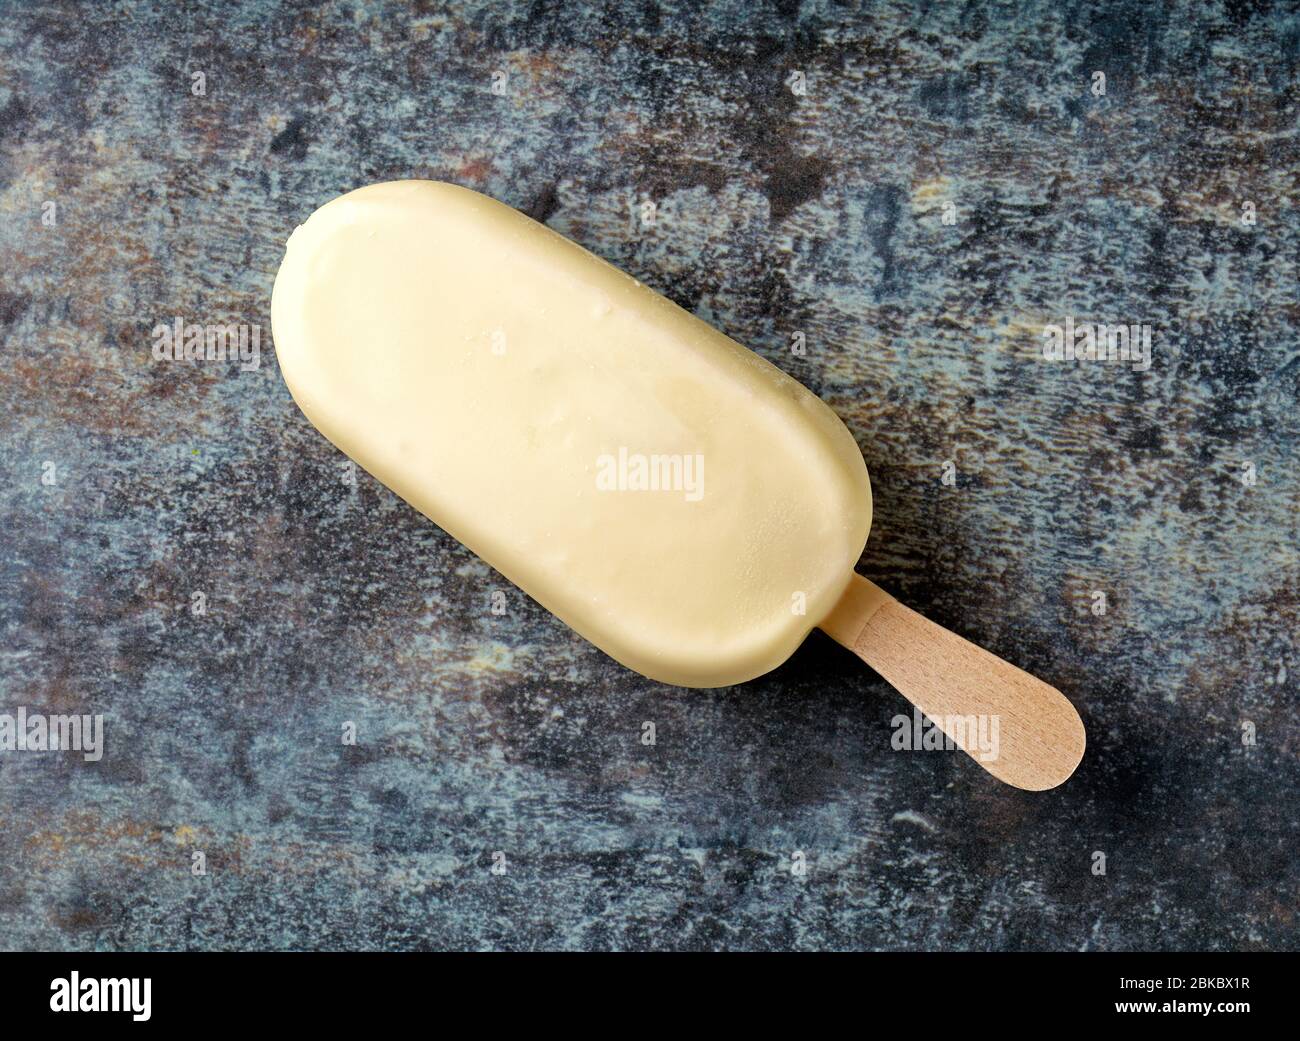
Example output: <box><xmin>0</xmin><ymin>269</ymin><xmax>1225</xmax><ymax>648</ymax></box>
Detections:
<box><xmin>0</xmin><ymin>0</ymin><xmax>1297</xmax><ymax>951</ymax></box>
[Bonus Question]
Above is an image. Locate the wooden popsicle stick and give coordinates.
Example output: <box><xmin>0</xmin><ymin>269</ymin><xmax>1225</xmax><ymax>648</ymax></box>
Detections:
<box><xmin>820</xmin><ymin>574</ymin><xmax>1086</xmax><ymax>790</ymax></box>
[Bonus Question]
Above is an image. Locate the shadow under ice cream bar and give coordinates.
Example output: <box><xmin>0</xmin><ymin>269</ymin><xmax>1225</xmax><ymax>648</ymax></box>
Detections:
<box><xmin>271</xmin><ymin>180</ymin><xmax>1086</xmax><ymax>791</ymax></box>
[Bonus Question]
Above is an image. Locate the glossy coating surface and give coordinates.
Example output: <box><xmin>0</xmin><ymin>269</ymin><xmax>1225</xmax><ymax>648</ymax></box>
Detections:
<box><xmin>273</xmin><ymin>181</ymin><xmax>872</xmax><ymax>686</ymax></box>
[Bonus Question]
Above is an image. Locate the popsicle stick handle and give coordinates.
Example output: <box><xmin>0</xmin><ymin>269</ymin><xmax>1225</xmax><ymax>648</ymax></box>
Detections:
<box><xmin>820</xmin><ymin>574</ymin><xmax>1085</xmax><ymax>790</ymax></box>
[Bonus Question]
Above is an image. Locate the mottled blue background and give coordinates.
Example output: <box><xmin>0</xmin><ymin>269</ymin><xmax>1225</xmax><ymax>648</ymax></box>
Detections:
<box><xmin>0</xmin><ymin>0</ymin><xmax>1296</xmax><ymax>950</ymax></box>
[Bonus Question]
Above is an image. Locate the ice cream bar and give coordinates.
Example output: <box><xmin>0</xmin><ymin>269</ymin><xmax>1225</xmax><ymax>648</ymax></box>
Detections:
<box><xmin>271</xmin><ymin>181</ymin><xmax>1085</xmax><ymax>790</ymax></box>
